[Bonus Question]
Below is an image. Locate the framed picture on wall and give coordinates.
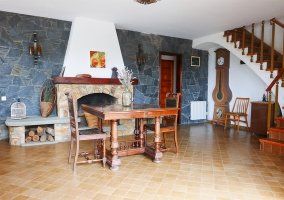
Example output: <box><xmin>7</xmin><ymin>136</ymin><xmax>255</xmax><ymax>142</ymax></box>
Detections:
<box><xmin>191</xmin><ymin>56</ymin><xmax>200</xmax><ymax>67</ymax></box>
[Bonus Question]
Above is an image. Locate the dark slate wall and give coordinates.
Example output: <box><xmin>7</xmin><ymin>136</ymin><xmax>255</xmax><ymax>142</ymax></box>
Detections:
<box><xmin>0</xmin><ymin>11</ymin><xmax>71</xmax><ymax>122</ymax></box>
<box><xmin>116</xmin><ymin>30</ymin><xmax>208</xmax><ymax>124</ymax></box>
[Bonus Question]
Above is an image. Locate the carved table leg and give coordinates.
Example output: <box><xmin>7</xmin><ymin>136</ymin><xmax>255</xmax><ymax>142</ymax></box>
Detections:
<box><xmin>139</xmin><ymin>118</ymin><xmax>145</xmax><ymax>148</ymax></box>
<box><xmin>153</xmin><ymin>116</ymin><xmax>163</xmax><ymax>163</ymax></box>
<box><xmin>109</xmin><ymin>119</ymin><xmax>121</xmax><ymax>170</ymax></box>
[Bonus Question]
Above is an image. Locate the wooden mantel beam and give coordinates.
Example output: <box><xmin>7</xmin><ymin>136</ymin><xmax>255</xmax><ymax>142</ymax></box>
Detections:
<box><xmin>52</xmin><ymin>77</ymin><xmax>138</xmax><ymax>85</ymax></box>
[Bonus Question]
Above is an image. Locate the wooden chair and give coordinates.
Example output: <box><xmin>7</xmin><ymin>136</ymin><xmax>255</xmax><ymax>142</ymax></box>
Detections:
<box><xmin>144</xmin><ymin>92</ymin><xmax>181</xmax><ymax>154</ymax></box>
<box><xmin>224</xmin><ymin>97</ymin><xmax>250</xmax><ymax>131</ymax></box>
<box><xmin>65</xmin><ymin>92</ymin><xmax>107</xmax><ymax>172</ymax></box>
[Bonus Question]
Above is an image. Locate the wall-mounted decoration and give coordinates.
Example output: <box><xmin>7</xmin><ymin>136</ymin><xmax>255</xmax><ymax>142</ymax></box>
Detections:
<box><xmin>191</xmin><ymin>56</ymin><xmax>200</xmax><ymax>67</ymax></box>
<box><xmin>136</xmin><ymin>44</ymin><xmax>147</xmax><ymax>71</ymax></box>
<box><xmin>29</xmin><ymin>32</ymin><xmax>42</xmax><ymax>65</ymax></box>
<box><xmin>90</xmin><ymin>51</ymin><xmax>105</xmax><ymax>68</ymax></box>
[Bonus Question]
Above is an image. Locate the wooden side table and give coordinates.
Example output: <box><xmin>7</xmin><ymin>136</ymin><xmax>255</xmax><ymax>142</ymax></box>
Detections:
<box><xmin>250</xmin><ymin>101</ymin><xmax>274</xmax><ymax>136</ymax></box>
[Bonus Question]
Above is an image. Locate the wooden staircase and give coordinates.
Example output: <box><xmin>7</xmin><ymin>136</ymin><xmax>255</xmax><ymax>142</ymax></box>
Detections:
<box><xmin>260</xmin><ymin>117</ymin><xmax>284</xmax><ymax>155</ymax></box>
<box><xmin>223</xmin><ymin>18</ymin><xmax>284</xmax><ymax>156</ymax></box>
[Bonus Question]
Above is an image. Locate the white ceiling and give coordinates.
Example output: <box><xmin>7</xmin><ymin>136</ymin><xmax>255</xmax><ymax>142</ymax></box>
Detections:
<box><xmin>1</xmin><ymin>0</ymin><xmax>284</xmax><ymax>40</ymax></box>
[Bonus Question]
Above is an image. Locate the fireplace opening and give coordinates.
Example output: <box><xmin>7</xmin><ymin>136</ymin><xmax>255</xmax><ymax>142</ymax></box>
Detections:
<box><xmin>77</xmin><ymin>93</ymin><xmax>118</xmax><ymax>116</ymax></box>
<box><xmin>77</xmin><ymin>93</ymin><xmax>119</xmax><ymax>129</ymax></box>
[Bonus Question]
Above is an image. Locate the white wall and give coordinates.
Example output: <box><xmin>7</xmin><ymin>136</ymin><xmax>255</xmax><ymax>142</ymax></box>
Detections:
<box><xmin>208</xmin><ymin>47</ymin><xmax>267</xmax><ymax>126</ymax></box>
<box><xmin>63</xmin><ymin>17</ymin><xmax>125</xmax><ymax>78</ymax></box>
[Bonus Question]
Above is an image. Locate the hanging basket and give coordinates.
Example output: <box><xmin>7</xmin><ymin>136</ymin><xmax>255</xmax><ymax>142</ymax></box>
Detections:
<box><xmin>40</xmin><ymin>87</ymin><xmax>56</xmax><ymax>118</ymax></box>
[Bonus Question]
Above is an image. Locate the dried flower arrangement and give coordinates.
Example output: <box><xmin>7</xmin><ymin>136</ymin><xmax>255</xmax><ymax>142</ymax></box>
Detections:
<box><xmin>117</xmin><ymin>67</ymin><xmax>135</xmax><ymax>91</ymax></box>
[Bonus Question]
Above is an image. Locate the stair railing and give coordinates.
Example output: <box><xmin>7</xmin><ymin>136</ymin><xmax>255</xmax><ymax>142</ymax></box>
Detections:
<box><xmin>266</xmin><ymin>68</ymin><xmax>284</xmax><ymax>130</ymax></box>
<box><xmin>225</xmin><ymin>17</ymin><xmax>283</xmax><ymax>130</ymax></box>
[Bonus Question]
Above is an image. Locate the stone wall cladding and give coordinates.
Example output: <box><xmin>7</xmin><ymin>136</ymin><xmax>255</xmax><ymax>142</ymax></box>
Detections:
<box><xmin>0</xmin><ymin>10</ymin><xmax>71</xmax><ymax>124</ymax></box>
<box><xmin>116</xmin><ymin>29</ymin><xmax>209</xmax><ymax>124</ymax></box>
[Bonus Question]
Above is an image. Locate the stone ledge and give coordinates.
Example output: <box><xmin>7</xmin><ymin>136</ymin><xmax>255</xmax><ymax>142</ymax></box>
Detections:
<box><xmin>5</xmin><ymin>116</ymin><xmax>70</xmax><ymax>127</ymax></box>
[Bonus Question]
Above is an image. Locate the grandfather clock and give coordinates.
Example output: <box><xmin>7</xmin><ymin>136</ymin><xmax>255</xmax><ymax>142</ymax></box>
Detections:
<box><xmin>212</xmin><ymin>48</ymin><xmax>232</xmax><ymax>125</ymax></box>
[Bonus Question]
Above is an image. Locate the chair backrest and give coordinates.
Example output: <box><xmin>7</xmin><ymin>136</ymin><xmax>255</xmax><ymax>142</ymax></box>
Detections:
<box><xmin>231</xmin><ymin>97</ymin><xmax>250</xmax><ymax>114</ymax></box>
<box><xmin>165</xmin><ymin>92</ymin><xmax>181</xmax><ymax>108</ymax></box>
<box><xmin>163</xmin><ymin>92</ymin><xmax>181</xmax><ymax>126</ymax></box>
<box><xmin>65</xmin><ymin>91</ymin><xmax>79</xmax><ymax>138</ymax></box>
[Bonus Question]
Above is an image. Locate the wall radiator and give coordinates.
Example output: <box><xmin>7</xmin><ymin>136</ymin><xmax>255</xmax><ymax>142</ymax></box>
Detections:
<box><xmin>190</xmin><ymin>101</ymin><xmax>207</xmax><ymax>120</ymax></box>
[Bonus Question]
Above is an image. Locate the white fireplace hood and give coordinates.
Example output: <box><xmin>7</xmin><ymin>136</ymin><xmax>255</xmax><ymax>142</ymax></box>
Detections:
<box><xmin>63</xmin><ymin>17</ymin><xmax>125</xmax><ymax>78</ymax></box>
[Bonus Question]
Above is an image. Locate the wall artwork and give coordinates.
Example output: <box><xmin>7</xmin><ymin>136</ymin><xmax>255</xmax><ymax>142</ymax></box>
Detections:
<box><xmin>191</xmin><ymin>56</ymin><xmax>200</xmax><ymax>67</ymax></box>
<box><xmin>90</xmin><ymin>51</ymin><xmax>106</xmax><ymax>68</ymax></box>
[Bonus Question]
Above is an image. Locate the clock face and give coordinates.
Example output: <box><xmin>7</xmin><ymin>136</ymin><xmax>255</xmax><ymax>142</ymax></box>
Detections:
<box><xmin>217</xmin><ymin>57</ymin><xmax>224</xmax><ymax>65</ymax></box>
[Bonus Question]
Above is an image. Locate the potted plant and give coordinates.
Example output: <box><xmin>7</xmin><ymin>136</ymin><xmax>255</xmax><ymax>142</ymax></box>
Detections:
<box><xmin>40</xmin><ymin>80</ymin><xmax>56</xmax><ymax>117</ymax></box>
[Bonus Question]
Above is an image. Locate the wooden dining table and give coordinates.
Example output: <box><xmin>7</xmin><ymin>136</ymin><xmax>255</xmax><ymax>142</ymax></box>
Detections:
<box><xmin>81</xmin><ymin>103</ymin><xmax>179</xmax><ymax>170</ymax></box>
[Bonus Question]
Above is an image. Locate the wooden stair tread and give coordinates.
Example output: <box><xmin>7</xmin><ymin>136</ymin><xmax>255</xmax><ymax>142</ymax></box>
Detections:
<box><xmin>256</xmin><ymin>60</ymin><xmax>283</xmax><ymax>63</ymax></box>
<box><xmin>259</xmin><ymin>138</ymin><xmax>284</xmax><ymax>146</ymax></box>
<box><xmin>276</xmin><ymin>116</ymin><xmax>284</xmax><ymax>121</ymax></box>
<box><xmin>268</xmin><ymin>127</ymin><xmax>284</xmax><ymax>133</ymax></box>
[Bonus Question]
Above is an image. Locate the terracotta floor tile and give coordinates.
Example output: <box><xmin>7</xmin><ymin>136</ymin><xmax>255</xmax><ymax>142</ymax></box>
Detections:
<box><xmin>0</xmin><ymin>123</ymin><xmax>284</xmax><ymax>199</ymax></box>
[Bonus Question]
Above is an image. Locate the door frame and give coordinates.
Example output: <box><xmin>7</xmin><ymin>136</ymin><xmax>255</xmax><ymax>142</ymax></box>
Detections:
<box><xmin>159</xmin><ymin>52</ymin><xmax>182</xmax><ymax>124</ymax></box>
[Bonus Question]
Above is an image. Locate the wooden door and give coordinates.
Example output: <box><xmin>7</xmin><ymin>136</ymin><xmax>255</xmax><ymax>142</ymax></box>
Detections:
<box><xmin>160</xmin><ymin>60</ymin><xmax>173</xmax><ymax>107</ymax></box>
<box><xmin>159</xmin><ymin>52</ymin><xmax>182</xmax><ymax>124</ymax></box>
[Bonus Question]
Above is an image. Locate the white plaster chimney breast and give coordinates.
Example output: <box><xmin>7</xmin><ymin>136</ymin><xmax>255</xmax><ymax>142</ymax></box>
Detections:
<box><xmin>63</xmin><ymin>17</ymin><xmax>125</xmax><ymax>78</ymax></box>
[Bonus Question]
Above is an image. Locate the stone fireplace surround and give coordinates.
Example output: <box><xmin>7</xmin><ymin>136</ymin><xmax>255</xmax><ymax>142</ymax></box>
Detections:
<box><xmin>6</xmin><ymin>77</ymin><xmax>137</xmax><ymax>146</ymax></box>
<box><xmin>55</xmin><ymin>77</ymin><xmax>136</xmax><ymax>142</ymax></box>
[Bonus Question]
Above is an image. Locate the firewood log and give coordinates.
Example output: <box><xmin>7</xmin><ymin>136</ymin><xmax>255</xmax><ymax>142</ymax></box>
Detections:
<box><xmin>37</xmin><ymin>126</ymin><xmax>43</xmax><ymax>134</ymax></box>
<box><xmin>45</xmin><ymin>127</ymin><xmax>55</xmax><ymax>136</ymax></box>
<box><xmin>40</xmin><ymin>130</ymin><xmax>47</xmax><ymax>142</ymax></box>
<box><xmin>28</xmin><ymin>131</ymin><xmax>35</xmax><ymax>137</ymax></box>
<box><xmin>47</xmin><ymin>134</ymin><xmax>54</xmax><ymax>142</ymax></box>
<box><xmin>25</xmin><ymin>136</ymin><xmax>32</xmax><ymax>143</ymax></box>
<box><xmin>32</xmin><ymin>134</ymin><xmax>39</xmax><ymax>142</ymax></box>
<box><xmin>37</xmin><ymin>126</ymin><xmax>45</xmax><ymax>136</ymax></box>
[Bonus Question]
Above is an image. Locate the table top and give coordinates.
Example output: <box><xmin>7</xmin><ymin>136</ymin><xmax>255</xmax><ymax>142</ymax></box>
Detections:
<box><xmin>82</xmin><ymin>104</ymin><xmax>179</xmax><ymax>120</ymax></box>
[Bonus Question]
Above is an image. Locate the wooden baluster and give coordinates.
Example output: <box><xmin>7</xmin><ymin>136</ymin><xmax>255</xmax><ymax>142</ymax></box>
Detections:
<box><xmin>282</xmin><ymin>73</ymin><xmax>284</xmax><ymax>88</ymax></box>
<box><xmin>234</xmin><ymin>29</ymin><xmax>237</xmax><ymax>48</ymax></box>
<box><xmin>226</xmin><ymin>31</ymin><xmax>229</xmax><ymax>42</ymax></box>
<box><xmin>270</xmin><ymin>18</ymin><xmax>275</xmax><ymax>78</ymax></box>
<box><xmin>274</xmin><ymin>81</ymin><xmax>279</xmax><ymax>125</ymax></box>
<box><xmin>250</xmin><ymin>23</ymin><xmax>254</xmax><ymax>62</ymax></box>
<box><xmin>267</xmin><ymin>91</ymin><xmax>272</xmax><ymax>136</ymax></box>
<box><xmin>242</xmin><ymin>26</ymin><xmax>245</xmax><ymax>55</ymax></box>
<box><xmin>260</xmin><ymin>21</ymin><xmax>264</xmax><ymax>70</ymax></box>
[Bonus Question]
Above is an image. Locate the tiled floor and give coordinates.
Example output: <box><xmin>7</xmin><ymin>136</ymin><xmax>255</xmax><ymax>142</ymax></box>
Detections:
<box><xmin>1</xmin><ymin>123</ymin><xmax>284</xmax><ymax>200</ymax></box>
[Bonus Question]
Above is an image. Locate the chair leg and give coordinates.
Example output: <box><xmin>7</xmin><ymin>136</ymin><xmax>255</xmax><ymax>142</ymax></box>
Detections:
<box><xmin>74</xmin><ymin>139</ymin><xmax>79</xmax><ymax>172</ymax></box>
<box><xmin>144</xmin><ymin>127</ymin><xmax>147</xmax><ymax>145</ymax></box>
<box><xmin>174</xmin><ymin>130</ymin><xmax>178</xmax><ymax>154</ymax></box>
<box><xmin>224</xmin><ymin>115</ymin><xmax>227</xmax><ymax>129</ymax></box>
<box><xmin>94</xmin><ymin>139</ymin><xmax>98</xmax><ymax>158</ymax></box>
<box><xmin>237</xmin><ymin>117</ymin><xmax>240</xmax><ymax>131</ymax></box>
<box><xmin>245</xmin><ymin>116</ymin><xmax>249</xmax><ymax>131</ymax></box>
<box><xmin>102</xmin><ymin>139</ymin><xmax>106</xmax><ymax>167</ymax></box>
<box><xmin>68</xmin><ymin>137</ymin><xmax>74</xmax><ymax>164</ymax></box>
<box><xmin>163</xmin><ymin>132</ymin><xmax>167</xmax><ymax>149</ymax></box>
